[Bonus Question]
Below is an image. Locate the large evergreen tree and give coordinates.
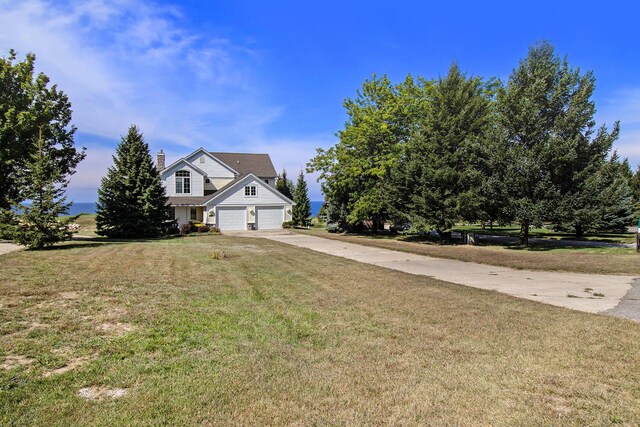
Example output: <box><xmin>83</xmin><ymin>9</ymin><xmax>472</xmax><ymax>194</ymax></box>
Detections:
<box><xmin>11</xmin><ymin>131</ymin><xmax>77</xmax><ymax>249</ymax></box>
<box><xmin>0</xmin><ymin>49</ymin><xmax>84</xmax><ymax>210</ymax></box>
<box><xmin>96</xmin><ymin>126</ymin><xmax>168</xmax><ymax>238</ymax></box>
<box><xmin>276</xmin><ymin>169</ymin><xmax>294</xmax><ymax>200</ymax></box>
<box><xmin>292</xmin><ymin>171</ymin><xmax>311</xmax><ymax>226</ymax></box>
<box><xmin>389</xmin><ymin>63</ymin><xmax>492</xmax><ymax>235</ymax></box>
<box><xmin>496</xmin><ymin>41</ymin><xmax>619</xmax><ymax>244</ymax></box>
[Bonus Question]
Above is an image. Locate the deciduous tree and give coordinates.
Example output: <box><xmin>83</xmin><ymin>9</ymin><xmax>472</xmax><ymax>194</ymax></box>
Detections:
<box><xmin>0</xmin><ymin>49</ymin><xmax>84</xmax><ymax>210</ymax></box>
<box><xmin>307</xmin><ymin>74</ymin><xmax>431</xmax><ymax>229</ymax></box>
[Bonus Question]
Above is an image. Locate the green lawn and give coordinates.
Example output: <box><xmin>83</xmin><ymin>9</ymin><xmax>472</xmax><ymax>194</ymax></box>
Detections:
<box><xmin>1</xmin><ymin>234</ymin><xmax>640</xmax><ymax>425</ymax></box>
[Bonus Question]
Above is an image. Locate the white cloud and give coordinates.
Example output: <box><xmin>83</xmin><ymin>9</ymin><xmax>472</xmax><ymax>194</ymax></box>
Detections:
<box><xmin>68</xmin><ymin>146</ymin><xmax>115</xmax><ymax>201</ymax></box>
<box><xmin>0</xmin><ymin>0</ymin><xmax>303</xmax><ymax>199</ymax></box>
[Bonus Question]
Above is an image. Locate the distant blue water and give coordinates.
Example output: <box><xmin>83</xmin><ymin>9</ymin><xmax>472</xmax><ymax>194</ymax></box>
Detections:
<box><xmin>68</xmin><ymin>202</ymin><xmax>98</xmax><ymax>216</ymax></box>
<box><xmin>64</xmin><ymin>201</ymin><xmax>324</xmax><ymax>217</ymax></box>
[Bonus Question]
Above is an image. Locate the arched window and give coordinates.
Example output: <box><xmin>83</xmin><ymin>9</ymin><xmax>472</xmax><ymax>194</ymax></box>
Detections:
<box><xmin>176</xmin><ymin>170</ymin><xmax>191</xmax><ymax>194</ymax></box>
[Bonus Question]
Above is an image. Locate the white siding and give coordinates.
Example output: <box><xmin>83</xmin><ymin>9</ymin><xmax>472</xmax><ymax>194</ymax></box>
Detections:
<box><xmin>213</xmin><ymin>178</ymin><xmax>291</xmax><ymax>206</ymax></box>
<box><xmin>161</xmin><ymin>163</ymin><xmax>204</xmax><ymax>196</ymax></box>
<box><xmin>185</xmin><ymin>151</ymin><xmax>235</xmax><ymax>179</ymax></box>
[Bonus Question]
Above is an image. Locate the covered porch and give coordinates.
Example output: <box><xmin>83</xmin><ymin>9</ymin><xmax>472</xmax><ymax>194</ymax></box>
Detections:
<box><xmin>168</xmin><ymin>196</ymin><xmax>214</xmax><ymax>227</ymax></box>
<box><xmin>170</xmin><ymin>205</ymin><xmax>206</xmax><ymax>226</ymax></box>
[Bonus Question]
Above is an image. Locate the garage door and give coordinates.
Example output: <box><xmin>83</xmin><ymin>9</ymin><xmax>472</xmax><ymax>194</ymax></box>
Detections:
<box><xmin>256</xmin><ymin>206</ymin><xmax>284</xmax><ymax>230</ymax></box>
<box><xmin>217</xmin><ymin>207</ymin><xmax>247</xmax><ymax>230</ymax></box>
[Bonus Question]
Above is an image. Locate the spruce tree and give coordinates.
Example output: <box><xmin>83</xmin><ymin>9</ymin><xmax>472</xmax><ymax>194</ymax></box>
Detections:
<box><xmin>389</xmin><ymin>63</ymin><xmax>492</xmax><ymax>236</ymax></box>
<box><xmin>12</xmin><ymin>131</ymin><xmax>76</xmax><ymax>249</ymax></box>
<box><xmin>292</xmin><ymin>171</ymin><xmax>311</xmax><ymax>226</ymax></box>
<box><xmin>496</xmin><ymin>41</ymin><xmax>619</xmax><ymax>244</ymax></box>
<box><xmin>96</xmin><ymin>126</ymin><xmax>168</xmax><ymax>238</ymax></box>
<box><xmin>276</xmin><ymin>169</ymin><xmax>294</xmax><ymax>200</ymax></box>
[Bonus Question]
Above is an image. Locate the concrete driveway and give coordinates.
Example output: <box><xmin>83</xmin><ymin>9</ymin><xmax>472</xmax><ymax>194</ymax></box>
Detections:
<box><xmin>226</xmin><ymin>230</ymin><xmax>638</xmax><ymax>318</ymax></box>
<box><xmin>0</xmin><ymin>242</ymin><xmax>21</xmax><ymax>256</ymax></box>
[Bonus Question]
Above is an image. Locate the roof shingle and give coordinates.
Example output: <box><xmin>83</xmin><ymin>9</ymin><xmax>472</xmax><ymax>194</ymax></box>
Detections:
<box><xmin>211</xmin><ymin>152</ymin><xmax>277</xmax><ymax>177</ymax></box>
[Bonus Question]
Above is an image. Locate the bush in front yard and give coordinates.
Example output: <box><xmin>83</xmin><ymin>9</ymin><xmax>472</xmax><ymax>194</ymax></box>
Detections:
<box><xmin>197</xmin><ymin>225</ymin><xmax>210</xmax><ymax>233</ymax></box>
<box><xmin>180</xmin><ymin>224</ymin><xmax>191</xmax><ymax>234</ymax></box>
<box><xmin>282</xmin><ymin>221</ymin><xmax>294</xmax><ymax>229</ymax></box>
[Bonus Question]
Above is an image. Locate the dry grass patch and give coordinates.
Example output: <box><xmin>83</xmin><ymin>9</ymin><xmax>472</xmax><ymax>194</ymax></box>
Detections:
<box><xmin>78</xmin><ymin>386</ymin><xmax>128</xmax><ymax>400</ymax></box>
<box><xmin>0</xmin><ymin>234</ymin><xmax>639</xmax><ymax>425</ymax></box>
<box><xmin>296</xmin><ymin>228</ymin><xmax>640</xmax><ymax>275</ymax></box>
<box><xmin>1</xmin><ymin>355</ymin><xmax>34</xmax><ymax>370</ymax></box>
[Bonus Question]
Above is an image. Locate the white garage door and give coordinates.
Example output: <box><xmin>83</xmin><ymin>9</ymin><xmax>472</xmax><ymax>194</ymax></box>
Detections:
<box><xmin>256</xmin><ymin>206</ymin><xmax>284</xmax><ymax>230</ymax></box>
<box><xmin>217</xmin><ymin>207</ymin><xmax>247</xmax><ymax>230</ymax></box>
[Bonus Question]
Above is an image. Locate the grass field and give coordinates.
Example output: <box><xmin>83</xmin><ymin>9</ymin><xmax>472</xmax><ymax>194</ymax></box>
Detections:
<box><xmin>1</xmin><ymin>233</ymin><xmax>640</xmax><ymax>425</ymax></box>
<box><xmin>296</xmin><ymin>228</ymin><xmax>640</xmax><ymax>276</ymax></box>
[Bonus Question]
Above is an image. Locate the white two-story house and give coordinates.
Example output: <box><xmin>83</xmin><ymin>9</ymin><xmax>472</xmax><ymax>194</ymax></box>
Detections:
<box><xmin>158</xmin><ymin>148</ymin><xmax>294</xmax><ymax>230</ymax></box>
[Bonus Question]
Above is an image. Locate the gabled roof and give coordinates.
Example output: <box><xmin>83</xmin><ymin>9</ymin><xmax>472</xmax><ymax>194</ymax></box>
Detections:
<box><xmin>186</xmin><ymin>148</ymin><xmax>238</xmax><ymax>175</ymax></box>
<box><xmin>211</xmin><ymin>152</ymin><xmax>277</xmax><ymax>177</ymax></box>
<box><xmin>167</xmin><ymin>176</ymin><xmax>245</xmax><ymax>207</ymax></box>
<box><xmin>161</xmin><ymin>158</ymin><xmax>208</xmax><ymax>177</ymax></box>
<box><xmin>166</xmin><ymin>174</ymin><xmax>294</xmax><ymax>207</ymax></box>
<box><xmin>205</xmin><ymin>173</ymin><xmax>294</xmax><ymax>205</ymax></box>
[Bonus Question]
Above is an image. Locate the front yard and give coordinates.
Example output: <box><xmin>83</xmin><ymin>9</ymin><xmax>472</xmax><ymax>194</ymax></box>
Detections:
<box><xmin>1</xmin><ymin>234</ymin><xmax>640</xmax><ymax>425</ymax></box>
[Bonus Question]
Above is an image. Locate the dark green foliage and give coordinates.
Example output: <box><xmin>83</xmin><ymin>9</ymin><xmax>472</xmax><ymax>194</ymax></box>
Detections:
<box><xmin>310</xmin><ymin>41</ymin><xmax>630</xmax><ymax>243</ymax></box>
<box><xmin>96</xmin><ymin>126</ymin><xmax>168</xmax><ymax>238</ymax></box>
<box><xmin>11</xmin><ymin>133</ymin><xmax>76</xmax><ymax>249</ymax></box>
<box><xmin>292</xmin><ymin>171</ymin><xmax>311</xmax><ymax>226</ymax></box>
<box><xmin>496</xmin><ymin>41</ymin><xmax>619</xmax><ymax>244</ymax></box>
<box><xmin>276</xmin><ymin>169</ymin><xmax>294</xmax><ymax>200</ymax></box>
<box><xmin>389</xmin><ymin>63</ymin><xmax>492</xmax><ymax>234</ymax></box>
<box><xmin>630</xmin><ymin>165</ymin><xmax>640</xmax><ymax>217</ymax></box>
<box><xmin>0</xmin><ymin>49</ymin><xmax>84</xmax><ymax>210</ymax></box>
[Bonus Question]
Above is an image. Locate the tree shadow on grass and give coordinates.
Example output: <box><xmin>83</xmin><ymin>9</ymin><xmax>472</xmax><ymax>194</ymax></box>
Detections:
<box><xmin>39</xmin><ymin>234</ymin><xmax>185</xmax><ymax>251</ymax></box>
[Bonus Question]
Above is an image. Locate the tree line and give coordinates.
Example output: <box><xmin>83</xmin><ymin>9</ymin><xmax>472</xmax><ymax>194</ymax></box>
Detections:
<box><xmin>308</xmin><ymin>41</ymin><xmax>639</xmax><ymax>245</ymax></box>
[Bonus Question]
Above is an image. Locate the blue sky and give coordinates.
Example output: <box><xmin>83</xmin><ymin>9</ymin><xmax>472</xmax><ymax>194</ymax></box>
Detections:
<box><xmin>1</xmin><ymin>0</ymin><xmax>639</xmax><ymax>201</ymax></box>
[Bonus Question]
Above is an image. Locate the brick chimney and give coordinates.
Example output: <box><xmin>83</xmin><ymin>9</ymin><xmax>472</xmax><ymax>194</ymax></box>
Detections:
<box><xmin>157</xmin><ymin>150</ymin><xmax>165</xmax><ymax>171</ymax></box>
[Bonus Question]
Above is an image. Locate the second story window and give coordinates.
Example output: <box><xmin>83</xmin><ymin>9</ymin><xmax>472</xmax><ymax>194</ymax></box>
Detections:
<box><xmin>244</xmin><ymin>185</ymin><xmax>257</xmax><ymax>197</ymax></box>
<box><xmin>176</xmin><ymin>170</ymin><xmax>191</xmax><ymax>194</ymax></box>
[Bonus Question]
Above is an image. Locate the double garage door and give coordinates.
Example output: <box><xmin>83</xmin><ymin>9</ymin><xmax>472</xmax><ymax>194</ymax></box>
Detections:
<box><xmin>216</xmin><ymin>206</ymin><xmax>284</xmax><ymax>230</ymax></box>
